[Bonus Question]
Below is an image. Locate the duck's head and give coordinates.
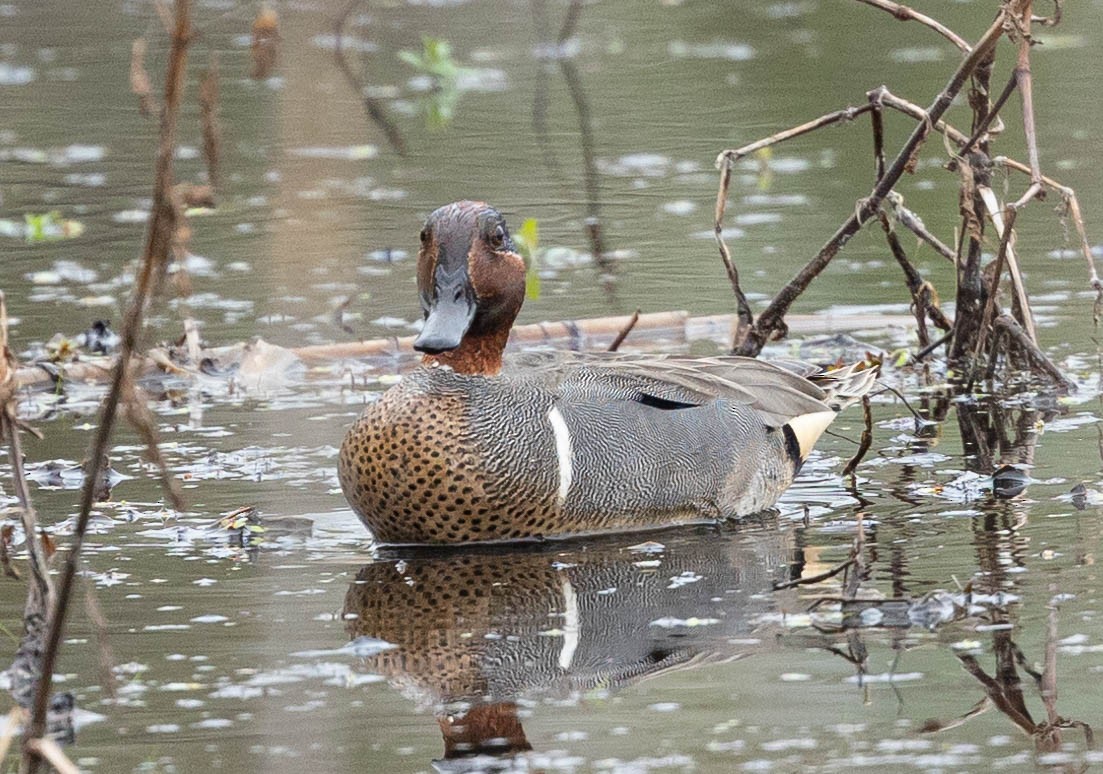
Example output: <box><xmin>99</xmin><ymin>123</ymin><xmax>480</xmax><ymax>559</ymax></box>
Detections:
<box><xmin>413</xmin><ymin>201</ymin><xmax>526</xmax><ymax>375</ymax></box>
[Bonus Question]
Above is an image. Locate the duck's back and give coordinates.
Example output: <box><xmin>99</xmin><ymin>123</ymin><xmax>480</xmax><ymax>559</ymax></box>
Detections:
<box><xmin>338</xmin><ymin>354</ymin><xmax>839</xmax><ymax>545</ymax></box>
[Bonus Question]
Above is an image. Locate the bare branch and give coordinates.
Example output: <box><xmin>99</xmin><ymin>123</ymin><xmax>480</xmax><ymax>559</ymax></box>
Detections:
<box><xmin>734</xmin><ymin>13</ymin><xmax>1009</xmax><ymax>356</ymax></box>
<box><xmin>716</xmin><ymin>104</ymin><xmax>874</xmax><ymax>167</ymax></box>
<box><xmin>855</xmin><ymin>0</ymin><xmax>971</xmax><ymax>52</ymax></box>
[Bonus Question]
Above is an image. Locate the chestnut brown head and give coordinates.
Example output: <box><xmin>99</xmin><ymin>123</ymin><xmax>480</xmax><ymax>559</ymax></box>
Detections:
<box><xmin>413</xmin><ymin>201</ymin><xmax>526</xmax><ymax>368</ymax></box>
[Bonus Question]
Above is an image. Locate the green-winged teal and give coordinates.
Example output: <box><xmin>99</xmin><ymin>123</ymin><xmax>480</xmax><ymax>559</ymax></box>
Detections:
<box><xmin>338</xmin><ymin>200</ymin><xmax>876</xmax><ymax>545</ymax></box>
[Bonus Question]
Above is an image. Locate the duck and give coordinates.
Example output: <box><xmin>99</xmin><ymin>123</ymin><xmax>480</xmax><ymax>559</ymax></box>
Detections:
<box><xmin>338</xmin><ymin>200</ymin><xmax>876</xmax><ymax>545</ymax></box>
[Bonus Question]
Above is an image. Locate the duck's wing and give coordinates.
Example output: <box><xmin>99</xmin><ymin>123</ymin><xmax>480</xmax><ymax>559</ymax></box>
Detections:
<box><xmin>503</xmin><ymin>351</ymin><xmax>848</xmax><ymax>428</ymax></box>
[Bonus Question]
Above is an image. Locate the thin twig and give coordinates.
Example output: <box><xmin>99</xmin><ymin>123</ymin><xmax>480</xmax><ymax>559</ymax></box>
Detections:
<box><xmin>912</xmin><ymin>330</ymin><xmax>953</xmax><ymax>362</ymax></box>
<box><xmin>869</xmin><ymin>87</ymin><xmax>887</xmax><ymax>182</ymax></box>
<box><xmin>24</xmin><ymin>2</ymin><xmax>194</xmax><ymax>769</ymax></box>
<box><xmin>0</xmin><ymin>292</ymin><xmax>52</xmax><ymax>604</ymax></box>
<box><xmin>129</xmin><ymin>38</ymin><xmax>156</xmax><ymax>117</ymax></box>
<box><xmin>994</xmin><ymin>156</ymin><xmax>1103</xmax><ymax>305</ymax></box>
<box><xmin>84</xmin><ymin>584</ymin><xmax>117</xmax><ymax>700</ymax></box>
<box><xmin>879</xmin><ymin>211</ymin><xmax>953</xmax><ymax>338</ymax></box>
<box><xmin>333</xmin><ymin>0</ymin><xmax>406</xmax><ymax>156</ymax></box>
<box><xmin>854</xmin><ymin>0</ymin><xmax>971</xmax><ymax>52</ymax></box>
<box><xmin>0</xmin><ymin>707</ymin><xmax>23</xmax><ymax>767</ymax></box>
<box><xmin>716</xmin><ymin>104</ymin><xmax>875</xmax><ymax>167</ymax></box>
<box><xmin>713</xmin><ymin>160</ymin><xmax>754</xmax><ymax>348</ymax></box>
<box><xmin>960</xmin><ymin>72</ymin><xmax>1017</xmax><ymax>156</ymax></box>
<box><xmin>606</xmin><ymin>309</ymin><xmax>640</xmax><ymax>352</ymax></box>
<box><xmin>890</xmin><ymin>197</ymin><xmax>956</xmax><ymax>262</ymax></box>
<box><xmin>970</xmin><ymin>205</ymin><xmax>1017</xmax><ymax>376</ymax></box>
<box><xmin>559</xmin><ymin>55</ymin><xmax>611</xmax><ymax>278</ymax></box>
<box><xmin>773</xmin><ymin>557</ymin><xmax>857</xmax><ymax>591</ymax></box>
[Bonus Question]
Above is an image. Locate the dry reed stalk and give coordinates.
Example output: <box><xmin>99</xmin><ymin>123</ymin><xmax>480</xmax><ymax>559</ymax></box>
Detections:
<box><xmin>22</xmin><ymin>2</ymin><xmax>194</xmax><ymax>770</ymax></box>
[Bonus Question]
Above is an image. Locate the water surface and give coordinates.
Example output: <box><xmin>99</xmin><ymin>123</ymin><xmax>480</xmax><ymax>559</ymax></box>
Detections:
<box><xmin>2</xmin><ymin>0</ymin><xmax>1103</xmax><ymax>771</ymax></box>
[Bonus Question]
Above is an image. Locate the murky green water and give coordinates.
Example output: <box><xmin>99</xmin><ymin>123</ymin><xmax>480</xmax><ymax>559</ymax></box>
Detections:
<box><xmin>3</xmin><ymin>0</ymin><xmax>1103</xmax><ymax>771</ymax></box>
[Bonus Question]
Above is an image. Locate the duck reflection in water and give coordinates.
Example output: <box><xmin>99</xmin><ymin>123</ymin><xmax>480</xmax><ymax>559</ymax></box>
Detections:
<box><xmin>343</xmin><ymin>524</ymin><xmax>793</xmax><ymax>769</ymax></box>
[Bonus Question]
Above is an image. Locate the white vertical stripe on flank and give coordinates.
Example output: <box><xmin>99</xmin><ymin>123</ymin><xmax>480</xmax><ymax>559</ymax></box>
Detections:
<box><xmin>547</xmin><ymin>406</ymin><xmax>573</xmax><ymax>505</ymax></box>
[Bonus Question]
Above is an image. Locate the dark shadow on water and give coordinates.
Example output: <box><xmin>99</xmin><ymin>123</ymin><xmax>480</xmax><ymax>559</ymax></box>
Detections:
<box><xmin>344</xmin><ymin>523</ymin><xmax>793</xmax><ymax>768</ymax></box>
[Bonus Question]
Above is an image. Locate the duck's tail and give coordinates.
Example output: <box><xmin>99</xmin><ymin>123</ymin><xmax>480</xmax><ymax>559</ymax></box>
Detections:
<box><xmin>809</xmin><ymin>361</ymin><xmax>880</xmax><ymax>412</ymax></box>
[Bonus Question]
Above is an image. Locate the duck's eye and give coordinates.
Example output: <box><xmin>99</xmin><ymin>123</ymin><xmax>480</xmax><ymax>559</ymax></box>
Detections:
<box><xmin>488</xmin><ymin>224</ymin><xmax>507</xmax><ymax>251</ymax></box>
<box><xmin>419</xmin><ymin>227</ymin><xmax>430</xmax><ymax>246</ymax></box>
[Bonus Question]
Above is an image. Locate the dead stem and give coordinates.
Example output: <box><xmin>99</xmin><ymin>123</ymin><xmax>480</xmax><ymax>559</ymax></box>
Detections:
<box><xmin>976</xmin><ymin>188</ymin><xmax>1037</xmax><ymax>341</ymax></box>
<box><xmin>713</xmin><ymin>160</ymin><xmax>754</xmax><ymax>347</ymax></box>
<box><xmin>995</xmin><ymin>156</ymin><xmax>1103</xmax><ymax>299</ymax></box>
<box><xmin>854</xmin><ymin>0</ymin><xmax>971</xmax><ymax>52</ymax></box>
<box><xmin>333</xmin><ymin>0</ymin><xmax>407</xmax><ymax>156</ymax></box>
<box><xmin>970</xmin><ymin>205</ymin><xmax>1018</xmax><ymax>380</ymax></box>
<box><xmin>878</xmin><ymin>211</ymin><xmax>953</xmax><ymax>341</ymax></box>
<box><xmin>869</xmin><ymin>87</ymin><xmax>887</xmax><ymax>181</ymax></box>
<box><xmin>23</xmin><ymin>2</ymin><xmax>194</xmax><ymax>769</ymax></box>
<box><xmin>913</xmin><ymin>330</ymin><xmax>953</xmax><ymax>362</ymax></box>
<box><xmin>1012</xmin><ymin>0</ymin><xmax>1045</xmax><ymax>202</ymax></box>
<box><xmin>716</xmin><ymin>104</ymin><xmax>875</xmax><ymax>167</ymax></box>
<box><xmin>874</xmin><ymin>88</ymin><xmax>1100</xmax><ymax>312</ymax></box>
<box><xmin>842</xmin><ymin>396</ymin><xmax>874</xmax><ymax>477</ymax></box>
<box><xmin>992</xmin><ymin>314</ymin><xmax>1075</xmax><ymax>393</ymax></box>
<box><xmin>121</xmin><ymin>376</ymin><xmax>186</xmax><ymax>511</ymax></box>
<box><xmin>22</xmin><ymin>739</ymin><xmax>77</xmax><ymax>774</ymax></box>
<box><xmin>961</xmin><ymin>72</ymin><xmax>1017</xmax><ymax>156</ymax></box>
<box><xmin>0</xmin><ymin>292</ymin><xmax>52</xmax><ymax>606</ymax></box>
<box><xmin>198</xmin><ymin>52</ymin><xmax>221</xmax><ymax>191</ymax></box>
<box><xmin>250</xmin><ymin>4</ymin><xmax>279</xmax><ymax>80</ymax></box>
<box><xmin>1032</xmin><ymin>0</ymin><xmax>1062</xmax><ymax>26</ymax></box>
<box><xmin>606</xmin><ymin>309</ymin><xmax>640</xmax><ymax>353</ymax></box>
